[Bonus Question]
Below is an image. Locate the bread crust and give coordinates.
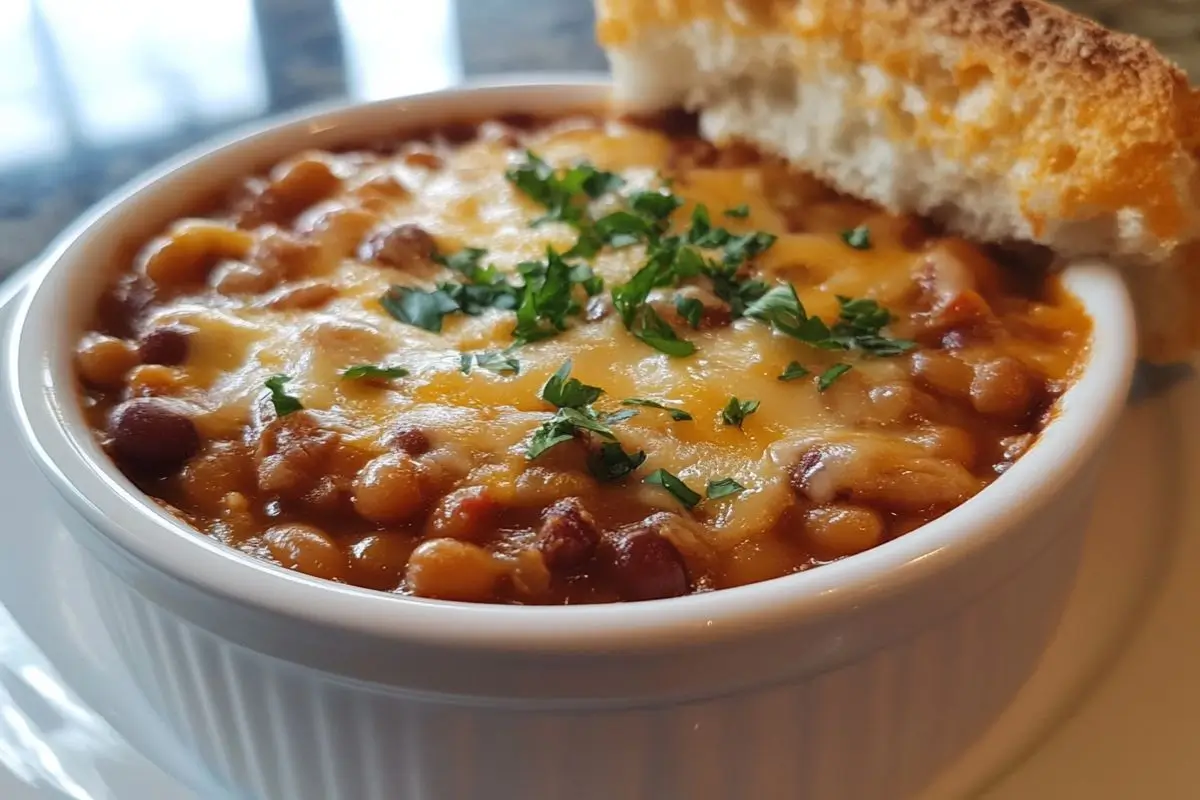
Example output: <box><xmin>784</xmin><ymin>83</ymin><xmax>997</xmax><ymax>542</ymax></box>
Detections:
<box><xmin>596</xmin><ymin>0</ymin><xmax>1200</xmax><ymax>361</ymax></box>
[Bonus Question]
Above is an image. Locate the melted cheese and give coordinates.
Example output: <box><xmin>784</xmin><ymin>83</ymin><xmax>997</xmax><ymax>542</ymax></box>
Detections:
<box><xmin>137</xmin><ymin>117</ymin><xmax>1085</xmax><ymax>551</ymax></box>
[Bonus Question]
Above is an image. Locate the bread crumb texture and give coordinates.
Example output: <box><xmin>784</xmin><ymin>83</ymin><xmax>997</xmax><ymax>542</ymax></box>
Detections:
<box><xmin>597</xmin><ymin>0</ymin><xmax>1200</xmax><ymax>361</ymax></box>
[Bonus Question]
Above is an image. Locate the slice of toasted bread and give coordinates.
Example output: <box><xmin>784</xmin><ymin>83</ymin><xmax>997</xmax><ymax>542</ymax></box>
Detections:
<box><xmin>595</xmin><ymin>0</ymin><xmax>1200</xmax><ymax>361</ymax></box>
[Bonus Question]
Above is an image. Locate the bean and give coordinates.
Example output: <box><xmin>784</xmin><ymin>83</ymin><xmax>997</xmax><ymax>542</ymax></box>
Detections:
<box><xmin>254</xmin><ymin>411</ymin><xmax>338</xmax><ymax>499</ymax></box>
<box><xmin>138</xmin><ymin>325</ymin><xmax>192</xmax><ymax>365</ymax></box>
<box><xmin>96</xmin><ymin>274</ymin><xmax>155</xmax><ymax>337</ymax></box>
<box><xmin>657</xmin><ymin>286</ymin><xmax>732</xmax><ymax>330</ymax></box>
<box><xmin>141</xmin><ymin>221</ymin><xmax>254</xmax><ymax>287</ymax></box>
<box><xmin>537</xmin><ymin>497</ymin><xmax>600</xmax><ymax>571</ymax></box>
<box><xmin>402</xmin><ymin>149</ymin><xmax>443</xmax><ymax>170</ymax></box>
<box><xmin>970</xmin><ymin>357</ymin><xmax>1040</xmax><ymax>420</ymax></box>
<box><xmin>126</xmin><ymin>364</ymin><xmax>185</xmax><ymax>398</ymax></box>
<box><xmin>352</xmin><ymin>452</ymin><xmax>428</xmax><ymax>524</ymax></box>
<box><xmin>903</xmin><ymin>425</ymin><xmax>978</xmax><ymax>469</ymax></box>
<box><xmin>425</xmin><ymin>486</ymin><xmax>497</xmax><ymax>541</ymax></box>
<box><xmin>212</xmin><ymin>260</ymin><xmax>279</xmax><ymax>295</ymax></box>
<box><xmin>179</xmin><ymin>441</ymin><xmax>254</xmax><ymax>515</ymax></box>
<box><xmin>348</xmin><ymin>533</ymin><xmax>418</xmax><ymax>591</ymax></box>
<box><xmin>802</xmin><ymin>505</ymin><xmax>885</xmax><ymax>558</ymax></box>
<box><xmin>584</xmin><ymin>294</ymin><xmax>613</xmax><ymax>322</ymax></box>
<box><xmin>263</xmin><ymin>523</ymin><xmax>348</xmax><ymax>582</ymax></box>
<box><xmin>385</xmin><ymin>426</ymin><xmax>431</xmax><ymax>456</ymax></box>
<box><xmin>609</xmin><ymin>528</ymin><xmax>690</xmax><ymax>601</ymax></box>
<box><xmin>239</xmin><ymin>157</ymin><xmax>342</xmax><ymax>227</ymax></box>
<box><xmin>359</xmin><ymin>224</ymin><xmax>438</xmax><ymax>268</ymax></box>
<box><xmin>266</xmin><ymin>281</ymin><xmax>338</xmax><ymax>310</ymax></box>
<box><xmin>108</xmin><ymin>398</ymin><xmax>200</xmax><ymax>473</ymax></box>
<box><xmin>911</xmin><ymin>351</ymin><xmax>974</xmax><ymax>399</ymax></box>
<box><xmin>404</xmin><ymin>538</ymin><xmax>500</xmax><ymax>601</ymax></box>
<box><xmin>76</xmin><ymin>334</ymin><xmax>140</xmax><ymax>388</ymax></box>
<box><xmin>791</xmin><ymin>436</ymin><xmax>981</xmax><ymax>512</ymax></box>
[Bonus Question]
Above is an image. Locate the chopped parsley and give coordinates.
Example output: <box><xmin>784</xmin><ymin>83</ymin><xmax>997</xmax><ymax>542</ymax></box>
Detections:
<box><xmin>828</xmin><ymin>296</ymin><xmax>916</xmax><ymax>356</ymax></box>
<box><xmin>720</xmin><ymin>230</ymin><xmax>777</xmax><ymax>268</ymax></box>
<box><xmin>589</xmin><ymin>441</ymin><xmax>647</xmax><ymax>481</ymax></box>
<box><xmin>778</xmin><ymin>362</ymin><xmax>810</xmax><ymax>382</ymax></box>
<box><xmin>745</xmin><ymin>284</ymin><xmax>914</xmax><ymax>357</ymax></box>
<box><xmin>818</xmin><ymin>363</ymin><xmax>853</xmax><ymax>391</ymax></box>
<box><xmin>511</xmin><ymin>249</ymin><xmax>583</xmax><ymax>344</ymax></box>
<box><xmin>721</xmin><ymin>396</ymin><xmax>760</xmax><ymax>428</ymax></box>
<box><xmin>341</xmin><ymin>365</ymin><xmax>409</xmax><ymax>381</ymax></box>
<box><xmin>621</xmin><ymin>398</ymin><xmax>693</xmax><ymax>421</ymax></box>
<box><xmin>541</xmin><ymin>359</ymin><xmax>603</xmax><ymax>408</ymax></box>
<box><xmin>706</xmin><ymin>477</ymin><xmax>746</xmax><ymax>499</ymax></box>
<box><xmin>264</xmin><ymin>375</ymin><xmax>302</xmax><ymax>417</ymax></box>
<box><xmin>723</xmin><ymin>204</ymin><xmax>750</xmax><ymax>219</ymax></box>
<box><xmin>524</xmin><ymin>362</ymin><xmax>647</xmax><ymax>481</ymax></box>
<box><xmin>841</xmin><ymin>226</ymin><xmax>872</xmax><ymax>250</ymax></box>
<box><xmin>379</xmin><ymin>286</ymin><xmax>460</xmax><ymax>332</ymax></box>
<box><xmin>644</xmin><ymin>468</ymin><xmax>701</xmax><ymax>509</ymax></box>
<box><xmin>527</xmin><ymin>406</ymin><xmax>616</xmax><ymax>460</ymax></box>
<box><xmin>436</xmin><ymin>246</ymin><xmax>489</xmax><ymax>274</ymax></box>
<box><xmin>459</xmin><ymin>350</ymin><xmax>520</xmax><ymax>375</ymax></box>
<box><xmin>629</xmin><ymin>190</ymin><xmax>684</xmax><ymax>222</ymax></box>
<box><xmin>505</xmin><ymin>151</ymin><xmax>623</xmax><ymax>227</ymax></box>
<box><xmin>674</xmin><ymin>295</ymin><xmax>704</xmax><ymax>329</ymax></box>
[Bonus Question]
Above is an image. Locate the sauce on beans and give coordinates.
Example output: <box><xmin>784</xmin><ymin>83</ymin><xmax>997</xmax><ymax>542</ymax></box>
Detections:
<box><xmin>75</xmin><ymin>112</ymin><xmax>1090</xmax><ymax>604</ymax></box>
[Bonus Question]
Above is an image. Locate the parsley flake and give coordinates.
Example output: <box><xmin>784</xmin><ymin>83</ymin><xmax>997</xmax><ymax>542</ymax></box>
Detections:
<box><xmin>674</xmin><ymin>295</ymin><xmax>704</xmax><ymax>329</ymax></box>
<box><xmin>621</xmin><ymin>398</ymin><xmax>692</xmax><ymax>421</ymax></box>
<box><xmin>460</xmin><ymin>350</ymin><xmax>520</xmax><ymax>375</ymax></box>
<box><xmin>341</xmin><ymin>365</ymin><xmax>409</xmax><ymax>381</ymax></box>
<box><xmin>723</xmin><ymin>204</ymin><xmax>750</xmax><ymax>219</ymax></box>
<box><xmin>721</xmin><ymin>397</ymin><xmax>760</xmax><ymax>428</ymax></box>
<box><xmin>841</xmin><ymin>226</ymin><xmax>872</xmax><ymax>250</ymax></box>
<box><xmin>629</xmin><ymin>190</ymin><xmax>683</xmax><ymax>222</ymax></box>
<box><xmin>818</xmin><ymin>363</ymin><xmax>853</xmax><ymax>391</ymax></box>
<box><xmin>511</xmin><ymin>248</ymin><xmax>583</xmax><ymax>344</ymax></box>
<box><xmin>541</xmin><ymin>360</ymin><xmax>604</xmax><ymax>408</ymax></box>
<box><xmin>778</xmin><ymin>362</ymin><xmax>810</xmax><ymax>382</ymax></box>
<box><xmin>706</xmin><ymin>477</ymin><xmax>746</xmax><ymax>500</ymax></box>
<box><xmin>379</xmin><ymin>286</ymin><xmax>460</xmax><ymax>332</ymax></box>
<box><xmin>506</xmin><ymin>151</ymin><xmax>622</xmax><ymax>227</ymax></box>
<box><xmin>588</xmin><ymin>442</ymin><xmax>647</xmax><ymax>481</ymax></box>
<box><xmin>264</xmin><ymin>375</ymin><xmax>303</xmax><ymax>417</ymax></box>
<box><xmin>644</xmin><ymin>468</ymin><xmax>701</xmax><ymax>508</ymax></box>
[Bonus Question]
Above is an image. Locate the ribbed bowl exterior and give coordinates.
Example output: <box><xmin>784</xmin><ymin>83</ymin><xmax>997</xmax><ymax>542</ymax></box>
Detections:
<box><xmin>79</xmin><ymin>496</ymin><xmax>1086</xmax><ymax>800</ymax></box>
<box><xmin>7</xmin><ymin>81</ymin><xmax>1130</xmax><ymax>800</ymax></box>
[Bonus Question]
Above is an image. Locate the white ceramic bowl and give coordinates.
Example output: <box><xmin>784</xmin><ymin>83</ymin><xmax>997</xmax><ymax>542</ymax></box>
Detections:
<box><xmin>6</xmin><ymin>78</ymin><xmax>1137</xmax><ymax>800</ymax></box>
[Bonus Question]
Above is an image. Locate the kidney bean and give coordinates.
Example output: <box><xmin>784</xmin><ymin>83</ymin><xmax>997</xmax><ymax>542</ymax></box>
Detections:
<box><xmin>138</xmin><ymin>324</ymin><xmax>192</xmax><ymax>365</ymax></box>
<box><xmin>609</xmin><ymin>527</ymin><xmax>690</xmax><ymax>601</ymax></box>
<box><xmin>108</xmin><ymin>398</ymin><xmax>200</xmax><ymax>473</ymax></box>
<box><xmin>537</xmin><ymin>497</ymin><xmax>600</xmax><ymax>571</ymax></box>
<box><xmin>96</xmin><ymin>274</ymin><xmax>155</xmax><ymax>337</ymax></box>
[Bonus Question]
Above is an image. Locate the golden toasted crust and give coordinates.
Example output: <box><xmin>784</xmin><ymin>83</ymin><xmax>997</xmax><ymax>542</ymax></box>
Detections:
<box><xmin>596</xmin><ymin>0</ymin><xmax>1200</xmax><ymax>361</ymax></box>
<box><xmin>599</xmin><ymin>0</ymin><xmax>1200</xmax><ymax>245</ymax></box>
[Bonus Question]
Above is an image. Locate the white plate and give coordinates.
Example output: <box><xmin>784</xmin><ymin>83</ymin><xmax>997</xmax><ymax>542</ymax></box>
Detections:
<box><xmin>0</xmin><ymin>271</ymin><xmax>1194</xmax><ymax>799</ymax></box>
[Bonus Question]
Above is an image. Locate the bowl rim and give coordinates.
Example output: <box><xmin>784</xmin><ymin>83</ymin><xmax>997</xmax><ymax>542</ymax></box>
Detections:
<box><xmin>6</xmin><ymin>76</ymin><xmax>1137</xmax><ymax>654</ymax></box>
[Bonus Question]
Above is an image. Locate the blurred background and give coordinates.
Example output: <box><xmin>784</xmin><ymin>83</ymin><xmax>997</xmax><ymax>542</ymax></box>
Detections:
<box><xmin>0</xmin><ymin>0</ymin><xmax>1195</xmax><ymax>281</ymax></box>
